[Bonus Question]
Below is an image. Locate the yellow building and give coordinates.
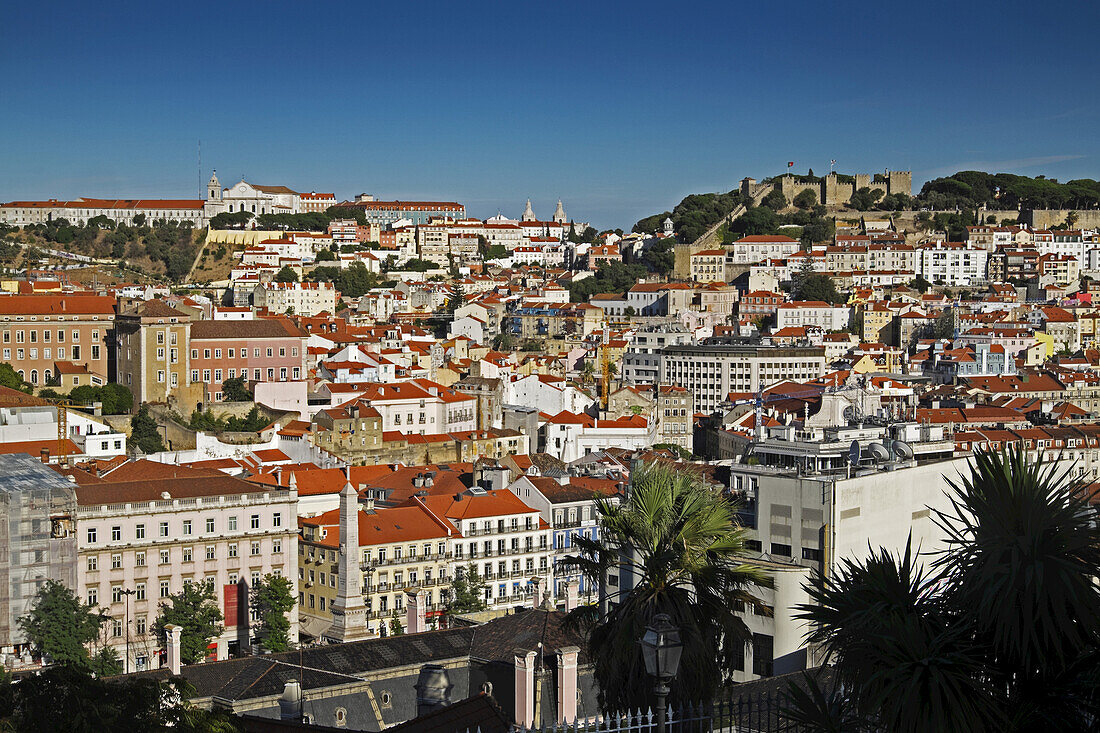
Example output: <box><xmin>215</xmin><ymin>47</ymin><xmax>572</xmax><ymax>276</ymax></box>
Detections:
<box><xmin>298</xmin><ymin>501</ymin><xmax>454</xmax><ymax>638</ymax></box>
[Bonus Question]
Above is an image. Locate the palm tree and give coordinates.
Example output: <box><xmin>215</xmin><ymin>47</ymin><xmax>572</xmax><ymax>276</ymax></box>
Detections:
<box><xmin>792</xmin><ymin>447</ymin><xmax>1100</xmax><ymax>732</ymax></box>
<box><xmin>562</xmin><ymin>461</ymin><xmax>770</xmax><ymax>712</ymax></box>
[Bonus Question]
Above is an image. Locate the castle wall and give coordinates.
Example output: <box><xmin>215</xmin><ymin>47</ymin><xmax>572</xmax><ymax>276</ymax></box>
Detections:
<box><xmin>1026</xmin><ymin>209</ymin><xmax>1100</xmax><ymax>230</ymax></box>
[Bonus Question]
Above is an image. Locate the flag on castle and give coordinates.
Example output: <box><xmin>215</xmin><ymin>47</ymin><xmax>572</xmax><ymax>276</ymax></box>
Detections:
<box><xmin>787</xmin><ymin>161</ymin><xmax>794</xmax><ymax>169</ymax></box>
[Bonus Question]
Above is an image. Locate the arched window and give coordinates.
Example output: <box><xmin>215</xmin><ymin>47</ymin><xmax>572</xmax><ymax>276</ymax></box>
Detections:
<box><xmin>44</xmin><ymin>369</ymin><xmax>51</xmax><ymax>384</ymax></box>
<box><xmin>30</xmin><ymin>370</ymin><xmax>38</xmax><ymax>385</ymax></box>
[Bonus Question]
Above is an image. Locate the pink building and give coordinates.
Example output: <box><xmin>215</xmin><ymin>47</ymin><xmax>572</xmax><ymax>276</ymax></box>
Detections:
<box><xmin>74</xmin><ymin>461</ymin><xmax>298</xmax><ymax>671</ymax></box>
<box><xmin>189</xmin><ymin>318</ymin><xmax>307</xmax><ymax>402</ymax></box>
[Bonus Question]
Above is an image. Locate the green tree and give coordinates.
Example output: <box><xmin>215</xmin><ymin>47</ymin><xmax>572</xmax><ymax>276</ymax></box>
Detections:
<box><xmin>561</xmin><ymin>462</ymin><xmax>769</xmax><ymax>711</ymax></box>
<box><xmin>762</xmin><ymin>188</ymin><xmax>789</xmax><ymax>211</ymax></box>
<box><xmin>447</xmin><ymin>564</ymin><xmax>488</xmax><ymax>614</ymax></box>
<box><xmin>316</xmin><ymin>248</ymin><xmax>337</xmax><ymax>261</ymax></box>
<box><xmin>641</xmin><ymin>237</ymin><xmax>675</xmax><ymax>275</ymax></box>
<box><xmin>251</xmin><ymin>574</ymin><xmax>296</xmax><ymax>652</ymax></box>
<box><xmin>154</xmin><ymin>580</ymin><xmax>223</xmax><ymax>665</ymax></box>
<box><xmin>18</xmin><ymin>580</ymin><xmax>106</xmax><ymax>668</ymax></box>
<box><xmin>0</xmin><ymin>362</ymin><xmax>31</xmax><ymax>393</ymax></box>
<box><xmin>933</xmin><ymin>309</ymin><xmax>955</xmax><ymax>339</ymax></box>
<box><xmin>793</xmin><ymin>189</ymin><xmax>818</xmax><ymax>209</ymax></box>
<box><xmin>910</xmin><ymin>274</ymin><xmax>932</xmax><ymax>293</ymax></box>
<box><xmin>794</xmin><ymin>448</ymin><xmax>1100</xmax><ymax>732</ymax></box>
<box><xmin>88</xmin><ymin>644</ymin><xmax>123</xmax><ymax>677</ymax></box>
<box><xmin>129</xmin><ymin>404</ymin><xmax>165</xmax><ymax>454</ymax></box>
<box><xmin>388</xmin><ymin>613</ymin><xmax>405</xmax><ymax>637</ymax></box>
<box><xmin>796</xmin><ymin>273</ymin><xmax>842</xmax><ymax>304</ymax></box>
<box><xmin>275</xmin><ymin>265</ymin><xmax>299</xmax><ymax>283</ymax></box>
<box><xmin>220</xmin><ymin>376</ymin><xmax>252</xmax><ymax>402</ymax></box>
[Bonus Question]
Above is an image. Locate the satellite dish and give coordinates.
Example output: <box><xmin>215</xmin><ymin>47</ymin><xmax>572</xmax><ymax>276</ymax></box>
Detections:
<box><xmin>868</xmin><ymin>443</ymin><xmax>891</xmax><ymax>463</ymax></box>
<box><xmin>848</xmin><ymin>440</ymin><xmax>861</xmax><ymax>466</ymax></box>
<box><xmin>892</xmin><ymin>440</ymin><xmax>914</xmax><ymax>460</ymax></box>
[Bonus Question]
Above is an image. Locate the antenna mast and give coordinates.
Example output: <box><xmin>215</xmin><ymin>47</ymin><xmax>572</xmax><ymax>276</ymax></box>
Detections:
<box><xmin>197</xmin><ymin>140</ymin><xmax>202</xmax><ymax>199</ymax></box>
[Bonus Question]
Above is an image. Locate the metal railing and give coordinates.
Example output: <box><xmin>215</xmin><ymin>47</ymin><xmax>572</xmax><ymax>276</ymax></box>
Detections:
<box><xmin>518</xmin><ymin>693</ymin><xmax>796</xmax><ymax>733</ymax></box>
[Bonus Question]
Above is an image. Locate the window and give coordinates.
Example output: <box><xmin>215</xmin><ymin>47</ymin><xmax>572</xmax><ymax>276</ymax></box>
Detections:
<box><xmin>183</xmin><ymin>547</ymin><xmax>193</xmax><ymax>563</ymax></box>
<box><xmin>87</xmin><ymin>556</ymin><xmax>98</xmax><ymax>572</ymax></box>
<box><xmin>160</xmin><ymin>581</ymin><xmax>170</xmax><ymax>598</ymax></box>
<box><xmin>228</xmin><ymin>543</ymin><xmax>238</xmax><ymax>558</ymax></box>
<box><xmin>159</xmin><ymin>521</ymin><xmax>169</xmax><ymax>537</ymax></box>
<box><xmin>87</xmin><ymin>588</ymin><xmax>98</xmax><ymax>606</ymax></box>
<box><xmin>205</xmin><ymin>518</ymin><xmax>215</xmax><ymax>533</ymax></box>
<box><xmin>206</xmin><ymin>545</ymin><xmax>216</xmax><ymax>560</ymax></box>
<box><xmin>113</xmin><ymin>619</ymin><xmax>123</xmax><ymax>638</ymax></box>
<box><xmin>87</xmin><ymin>527</ymin><xmax>97</xmax><ymax>544</ymax></box>
<box><xmin>183</xmin><ymin>520</ymin><xmax>192</xmax><ymax>535</ymax></box>
<box><xmin>111</xmin><ymin>526</ymin><xmax>121</xmax><ymax>542</ymax></box>
<box><xmin>273</xmin><ymin>539</ymin><xmax>282</xmax><ymax>553</ymax></box>
<box><xmin>250</xmin><ymin>514</ymin><xmax>260</xmax><ymax>529</ymax></box>
<box><xmin>135</xmin><ymin>524</ymin><xmax>145</xmax><ymax>540</ymax></box>
<box><xmin>111</xmin><ymin>553</ymin><xmax>122</xmax><ymax>569</ymax></box>
<box><xmin>136</xmin><ymin>582</ymin><xmax>146</xmax><ymax>600</ymax></box>
<box><xmin>112</xmin><ymin>586</ymin><xmax>124</xmax><ymax>603</ymax></box>
<box><xmin>228</xmin><ymin>516</ymin><xmax>237</xmax><ymax>531</ymax></box>
<box><xmin>272</xmin><ymin>512</ymin><xmax>282</xmax><ymax>528</ymax></box>
<box><xmin>136</xmin><ymin>617</ymin><xmax>147</xmax><ymax>635</ymax></box>
<box><xmin>160</xmin><ymin>549</ymin><xmax>170</xmax><ymax>564</ymax></box>
<box><xmin>251</xmin><ymin>541</ymin><xmax>260</xmax><ymax>556</ymax></box>
<box><xmin>136</xmin><ymin>551</ymin><xmax>146</xmax><ymax>567</ymax></box>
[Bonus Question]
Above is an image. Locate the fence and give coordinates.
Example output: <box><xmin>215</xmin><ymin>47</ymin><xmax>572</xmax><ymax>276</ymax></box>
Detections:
<box><xmin>518</xmin><ymin>692</ymin><xmax>795</xmax><ymax>733</ymax></box>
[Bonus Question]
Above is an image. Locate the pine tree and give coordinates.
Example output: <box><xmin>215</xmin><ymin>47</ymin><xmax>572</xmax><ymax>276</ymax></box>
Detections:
<box><xmin>446</xmin><ymin>564</ymin><xmax>488</xmax><ymax>614</ymax></box>
<box><xmin>129</xmin><ymin>404</ymin><xmax>165</xmax><ymax>454</ymax></box>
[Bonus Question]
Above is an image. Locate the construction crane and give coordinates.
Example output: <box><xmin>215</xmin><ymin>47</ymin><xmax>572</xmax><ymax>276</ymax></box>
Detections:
<box><xmin>40</xmin><ymin>398</ymin><xmax>75</xmax><ymax>466</ymax></box>
<box><xmin>600</xmin><ymin>329</ymin><xmax>611</xmax><ymax>410</ymax></box>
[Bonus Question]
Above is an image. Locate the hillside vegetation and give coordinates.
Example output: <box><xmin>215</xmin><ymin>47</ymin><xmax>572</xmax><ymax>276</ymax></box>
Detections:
<box><xmin>634</xmin><ymin>171</ymin><xmax>1100</xmax><ymax>244</ymax></box>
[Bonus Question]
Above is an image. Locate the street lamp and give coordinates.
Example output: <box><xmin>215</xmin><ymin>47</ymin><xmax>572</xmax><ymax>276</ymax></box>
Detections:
<box><xmin>120</xmin><ymin>588</ymin><xmax>137</xmax><ymax>674</ymax></box>
<box><xmin>640</xmin><ymin>614</ymin><xmax>683</xmax><ymax>733</ymax></box>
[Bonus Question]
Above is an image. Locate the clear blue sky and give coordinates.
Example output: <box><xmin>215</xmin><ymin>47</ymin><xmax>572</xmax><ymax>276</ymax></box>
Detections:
<box><xmin>2</xmin><ymin>0</ymin><xmax>1098</xmax><ymax>230</ymax></box>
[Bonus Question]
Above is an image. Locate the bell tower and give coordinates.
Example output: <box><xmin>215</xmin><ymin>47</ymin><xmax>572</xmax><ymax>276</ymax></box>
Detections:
<box><xmin>207</xmin><ymin>170</ymin><xmax>222</xmax><ymax>201</ymax></box>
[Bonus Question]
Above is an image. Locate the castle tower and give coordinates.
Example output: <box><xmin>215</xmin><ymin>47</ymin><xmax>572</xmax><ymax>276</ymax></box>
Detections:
<box><xmin>522</xmin><ymin>198</ymin><xmax>536</xmax><ymax>221</ymax></box>
<box><xmin>552</xmin><ymin>199</ymin><xmax>566</xmax><ymax>224</ymax></box>
<box><xmin>663</xmin><ymin>217</ymin><xmax>674</xmax><ymax>235</ymax></box>
<box><xmin>327</xmin><ymin>469</ymin><xmax>370</xmax><ymax>642</ymax></box>
<box><xmin>207</xmin><ymin>170</ymin><xmax>221</xmax><ymax>201</ymax></box>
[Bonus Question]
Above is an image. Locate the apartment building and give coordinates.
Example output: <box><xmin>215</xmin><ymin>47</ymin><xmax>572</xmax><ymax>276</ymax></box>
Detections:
<box><xmin>114</xmin><ymin>299</ymin><xmax>190</xmax><ymax>406</ymax></box>
<box><xmin>656</xmin><ymin>385</ymin><xmax>694</xmax><ymax>451</ymax></box>
<box><xmin>0</xmin><ymin>294</ymin><xmax>116</xmax><ymax>388</ymax></box>
<box><xmin>342</xmin><ymin>380</ymin><xmax>477</xmax><ymax>434</ymax></box>
<box><xmin>774</xmin><ymin>301</ymin><xmax>851</xmax><ymax>331</ymax></box>
<box><xmin>506</xmin><ymin>472</ymin><xmax>623</xmax><ymax>604</ymax></box>
<box><xmin>298</xmin><ymin>500</ymin><xmax>455</xmax><ymax>639</ymax></box>
<box><xmin>74</xmin><ymin>462</ymin><xmax>298</xmax><ymax>670</ymax></box>
<box><xmin>729</xmin><ymin>235</ymin><xmax>801</xmax><ymax>264</ymax></box>
<box><xmin>188</xmin><ymin>318</ymin><xmax>307</xmax><ymax>402</ymax></box>
<box><xmin>658</xmin><ymin>344</ymin><xmax>827</xmax><ymax>414</ymax></box>
<box><xmin>253</xmin><ymin>281</ymin><xmax>337</xmax><ymax>317</ymax></box>
<box><xmin>917</xmin><ymin>242</ymin><xmax>990</xmax><ymax>286</ymax></box>
<box><xmin>690</xmin><ymin>249</ymin><xmax>727</xmax><ymax>282</ymax></box>
<box><xmin>0</xmin><ymin>454</ymin><xmax>78</xmax><ymax>668</ymax></box>
<box><xmin>420</xmin><ymin>488</ymin><xmax>552</xmax><ymax>612</ymax></box>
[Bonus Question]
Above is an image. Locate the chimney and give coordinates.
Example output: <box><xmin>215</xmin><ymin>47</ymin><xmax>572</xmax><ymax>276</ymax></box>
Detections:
<box><xmin>415</xmin><ymin>664</ymin><xmax>452</xmax><ymax>716</ymax></box>
<box><xmin>564</xmin><ymin>580</ymin><xmax>579</xmax><ymax>612</ymax></box>
<box><xmin>165</xmin><ymin>624</ymin><xmax>183</xmax><ymax>675</ymax></box>
<box><xmin>556</xmin><ymin>647</ymin><xmax>580</xmax><ymax>724</ymax></box>
<box><xmin>406</xmin><ymin>588</ymin><xmax>427</xmax><ymax>634</ymax></box>
<box><xmin>513</xmin><ymin>649</ymin><xmax>538</xmax><ymax>729</ymax></box>
<box><xmin>279</xmin><ymin>680</ymin><xmax>303</xmax><ymax>721</ymax></box>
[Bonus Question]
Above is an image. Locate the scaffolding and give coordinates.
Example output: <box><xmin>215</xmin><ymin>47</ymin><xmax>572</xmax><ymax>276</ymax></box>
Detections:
<box><xmin>0</xmin><ymin>453</ymin><xmax>77</xmax><ymax>667</ymax></box>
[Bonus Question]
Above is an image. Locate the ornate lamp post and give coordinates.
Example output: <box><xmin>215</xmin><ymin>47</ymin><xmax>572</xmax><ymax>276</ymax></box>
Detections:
<box><xmin>640</xmin><ymin>614</ymin><xmax>683</xmax><ymax>733</ymax></box>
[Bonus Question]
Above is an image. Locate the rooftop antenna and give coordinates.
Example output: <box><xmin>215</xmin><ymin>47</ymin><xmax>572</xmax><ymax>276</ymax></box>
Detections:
<box><xmin>197</xmin><ymin>140</ymin><xmax>202</xmax><ymax>199</ymax></box>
